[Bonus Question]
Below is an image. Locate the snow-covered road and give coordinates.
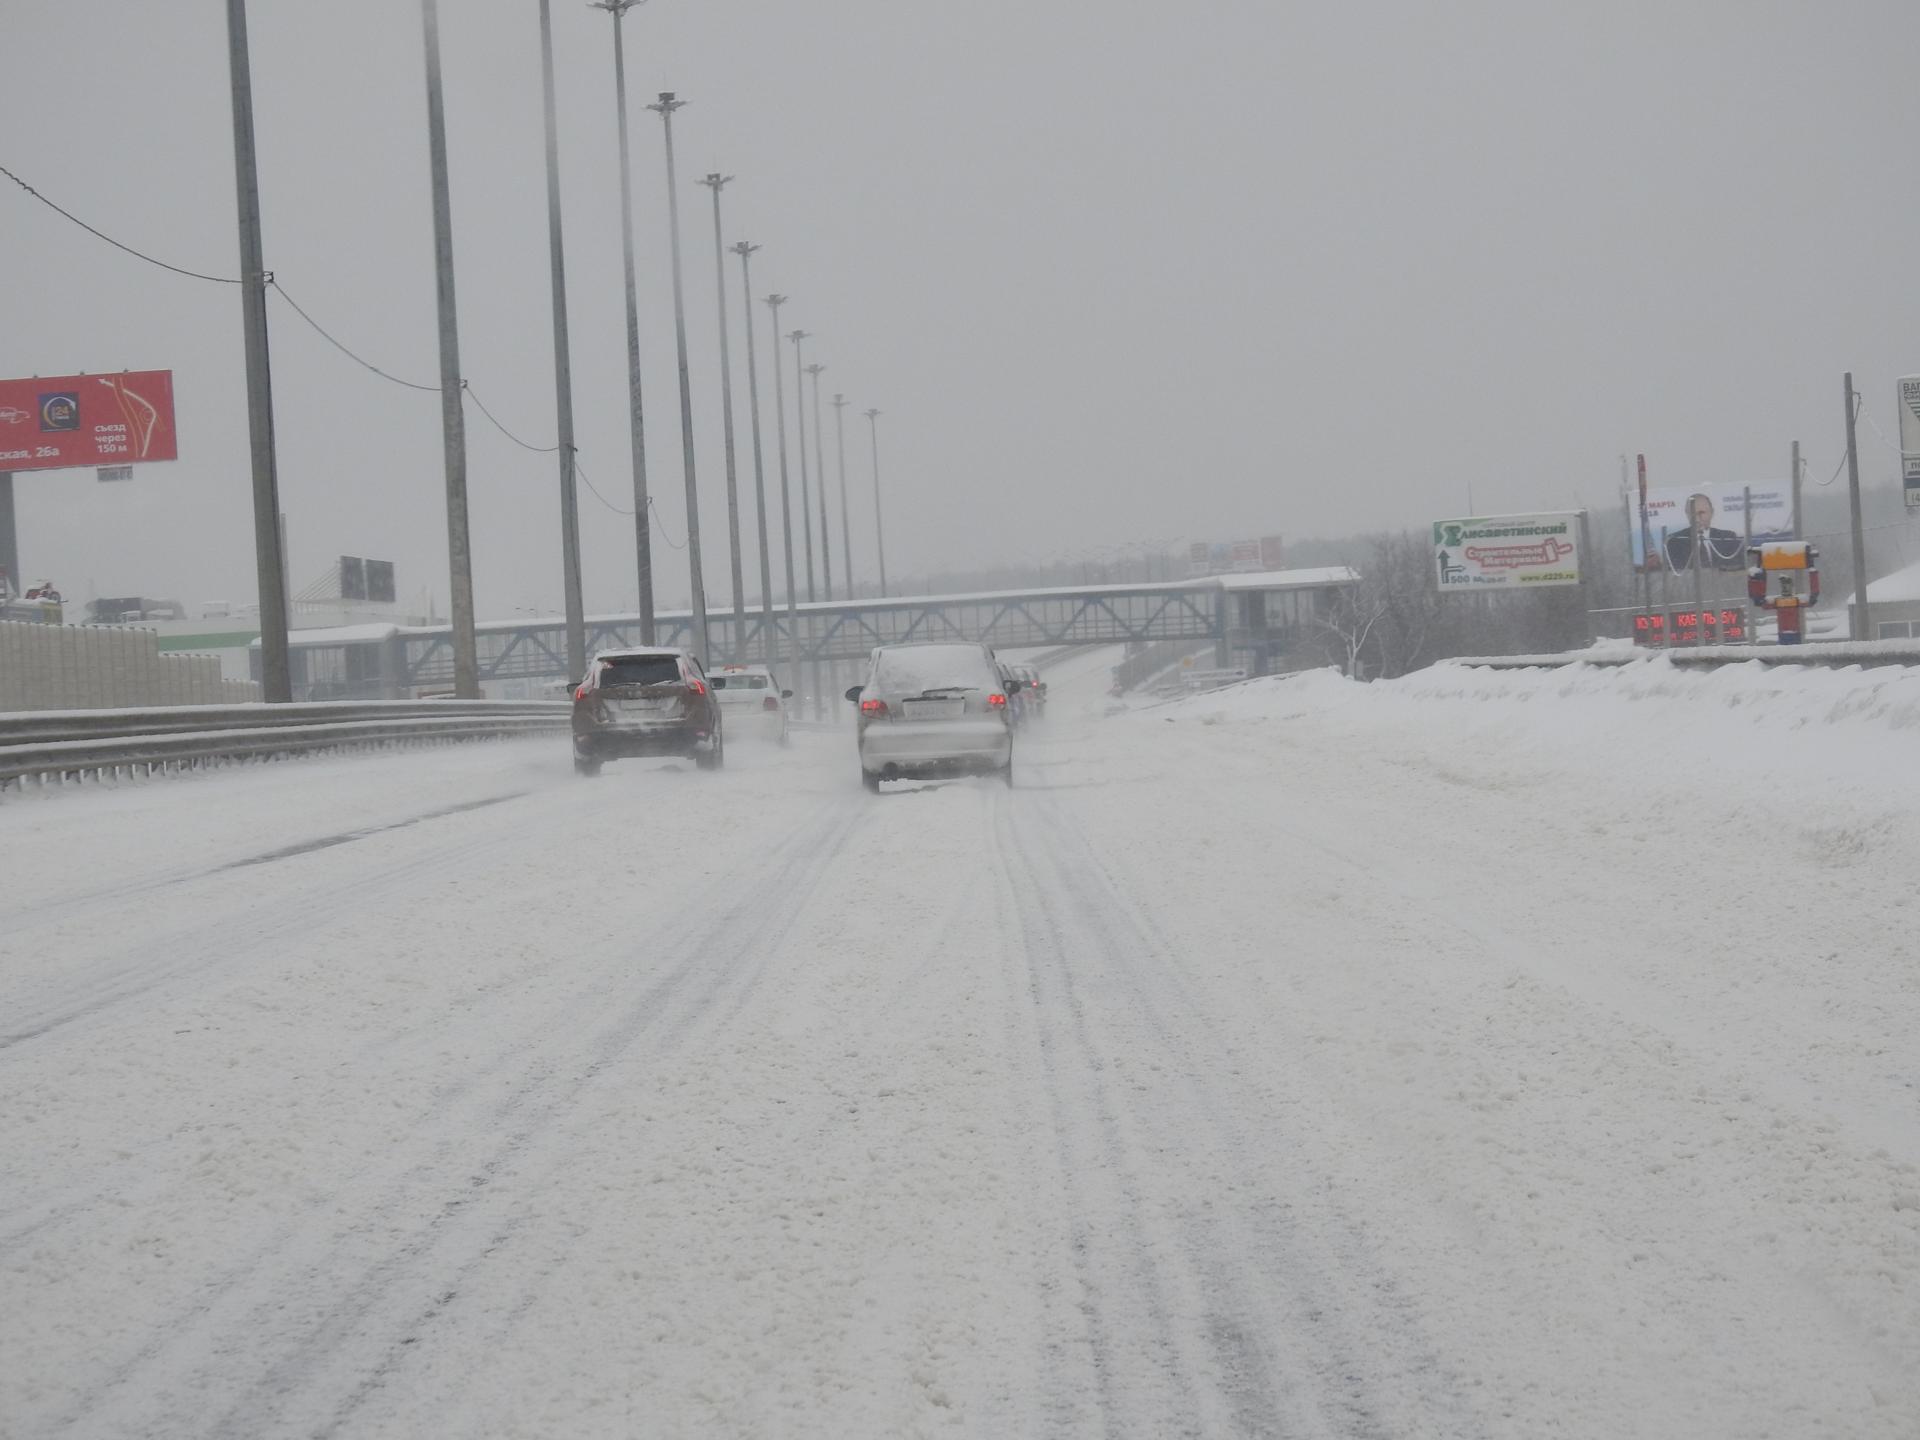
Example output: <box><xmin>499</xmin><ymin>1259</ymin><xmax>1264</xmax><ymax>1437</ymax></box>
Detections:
<box><xmin>3</xmin><ymin>649</ymin><xmax>1916</xmax><ymax>1438</ymax></box>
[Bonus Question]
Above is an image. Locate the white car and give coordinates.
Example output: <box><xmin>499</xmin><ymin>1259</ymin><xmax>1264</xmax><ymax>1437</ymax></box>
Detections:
<box><xmin>845</xmin><ymin>642</ymin><xmax>1024</xmax><ymax>792</ymax></box>
<box><xmin>710</xmin><ymin>664</ymin><xmax>792</xmax><ymax>743</ymax></box>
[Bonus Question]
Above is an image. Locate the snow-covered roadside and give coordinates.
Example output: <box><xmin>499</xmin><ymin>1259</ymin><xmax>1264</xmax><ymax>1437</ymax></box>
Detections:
<box><xmin>1067</xmin><ymin>660</ymin><xmax>1920</xmax><ymax>1434</ymax></box>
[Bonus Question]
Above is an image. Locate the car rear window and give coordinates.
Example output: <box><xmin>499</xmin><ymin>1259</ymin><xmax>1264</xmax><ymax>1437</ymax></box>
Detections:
<box><xmin>873</xmin><ymin>647</ymin><xmax>997</xmax><ymax>695</ymax></box>
<box><xmin>712</xmin><ymin>674</ymin><xmax>768</xmax><ymax>690</ymax></box>
<box><xmin>598</xmin><ymin>656</ymin><xmax>681</xmax><ymax>688</ymax></box>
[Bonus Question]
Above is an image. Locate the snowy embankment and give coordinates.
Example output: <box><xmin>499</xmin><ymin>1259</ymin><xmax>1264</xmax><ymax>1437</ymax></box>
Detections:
<box><xmin>1091</xmin><ymin>659</ymin><xmax>1920</xmax><ymax>1432</ymax></box>
<box><xmin>0</xmin><ymin>647</ymin><xmax>1914</xmax><ymax>1438</ymax></box>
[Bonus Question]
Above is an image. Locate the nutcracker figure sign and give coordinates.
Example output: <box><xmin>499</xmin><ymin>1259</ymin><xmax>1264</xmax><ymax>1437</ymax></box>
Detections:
<box><xmin>1748</xmin><ymin>542</ymin><xmax>1819</xmax><ymax>645</ymax></box>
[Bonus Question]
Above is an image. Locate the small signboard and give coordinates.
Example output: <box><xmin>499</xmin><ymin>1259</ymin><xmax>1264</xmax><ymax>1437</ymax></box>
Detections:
<box><xmin>1432</xmin><ymin>512</ymin><xmax>1582</xmax><ymax>590</ymax></box>
<box><xmin>0</xmin><ymin>370</ymin><xmax>177</xmax><ymax>473</ymax></box>
<box><xmin>1900</xmin><ymin>375</ymin><xmax>1920</xmax><ymax>511</ymax></box>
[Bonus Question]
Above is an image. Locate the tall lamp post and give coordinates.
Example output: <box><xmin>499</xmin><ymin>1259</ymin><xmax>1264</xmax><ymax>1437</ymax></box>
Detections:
<box><xmin>865</xmin><ymin>407</ymin><xmax>887</xmax><ymax>597</ymax></box>
<box><xmin>734</xmin><ymin>244</ymin><xmax>776</xmax><ymax>660</ymax></box>
<box><xmin>765</xmin><ymin>296</ymin><xmax>799</xmax><ymax>674</ymax></box>
<box><xmin>224</xmin><ymin>0</ymin><xmax>290</xmax><ymax>700</ymax></box>
<box><xmin>832</xmin><ymin>393</ymin><xmax>853</xmax><ymax>599</ymax></box>
<box><xmin>538</xmin><ymin>0</ymin><xmax>585</xmax><ymax>678</ymax></box>
<box><xmin>588</xmin><ymin>0</ymin><xmax>655</xmax><ymax>642</ymax></box>
<box><xmin>420</xmin><ymin>0</ymin><xmax>478</xmax><ymax>698</ymax></box>
<box><xmin>790</xmin><ymin>330</ymin><xmax>817</xmax><ymax>603</ymax></box>
<box><xmin>699</xmin><ymin>174</ymin><xmax>745</xmax><ymax>627</ymax></box>
<box><xmin>648</xmin><ymin>91</ymin><xmax>708</xmax><ymax>663</ymax></box>
<box><xmin>806</xmin><ymin>361</ymin><xmax>832</xmax><ymax>600</ymax></box>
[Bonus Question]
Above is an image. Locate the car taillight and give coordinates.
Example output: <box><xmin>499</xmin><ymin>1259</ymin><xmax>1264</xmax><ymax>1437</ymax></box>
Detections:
<box><xmin>988</xmin><ymin>693</ymin><xmax>1007</xmax><ymax>708</ymax></box>
<box><xmin>860</xmin><ymin>698</ymin><xmax>887</xmax><ymax>716</ymax></box>
<box><xmin>574</xmin><ymin>685</ymin><xmax>589</xmax><ymax>701</ymax></box>
<box><xmin>762</xmin><ymin>696</ymin><xmax>780</xmax><ymax>711</ymax></box>
<box><xmin>687</xmin><ymin>678</ymin><xmax>707</xmax><ymax>695</ymax></box>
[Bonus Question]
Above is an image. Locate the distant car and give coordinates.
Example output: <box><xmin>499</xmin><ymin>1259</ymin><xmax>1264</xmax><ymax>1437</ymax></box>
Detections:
<box><xmin>846</xmin><ymin>642</ymin><xmax>1022</xmax><ymax>792</ymax></box>
<box><xmin>1016</xmin><ymin>665</ymin><xmax>1047</xmax><ymax>716</ymax></box>
<box><xmin>710</xmin><ymin>663</ymin><xmax>792</xmax><ymax>744</ymax></box>
<box><xmin>570</xmin><ymin>647</ymin><xmax>723</xmax><ymax>776</ymax></box>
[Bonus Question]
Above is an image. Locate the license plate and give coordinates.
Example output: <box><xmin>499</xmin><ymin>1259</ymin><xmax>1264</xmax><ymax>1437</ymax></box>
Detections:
<box><xmin>617</xmin><ymin>697</ymin><xmax>669</xmax><ymax>715</ymax></box>
<box><xmin>902</xmin><ymin>698</ymin><xmax>964</xmax><ymax>719</ymax></box>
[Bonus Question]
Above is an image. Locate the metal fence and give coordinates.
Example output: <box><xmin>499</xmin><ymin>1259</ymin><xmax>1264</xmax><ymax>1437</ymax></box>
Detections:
<box><xmin>0</xmin><ymin>621</ymin><xmax>259</xmax><ymax>710</ymax></box>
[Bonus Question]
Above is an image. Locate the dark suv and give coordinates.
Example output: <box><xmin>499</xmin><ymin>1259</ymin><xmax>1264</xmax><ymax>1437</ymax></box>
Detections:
<box><xmin>571</xmin><ymin>647</ymin><xmax>724</xmax><ymax>776</ymax></box>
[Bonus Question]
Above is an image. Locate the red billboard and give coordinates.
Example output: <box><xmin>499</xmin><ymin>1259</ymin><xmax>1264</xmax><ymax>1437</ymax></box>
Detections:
<box><xmin>0</xmin><ymin>370</ymin><xmax>177</xmax><ymax>473</ymax></box>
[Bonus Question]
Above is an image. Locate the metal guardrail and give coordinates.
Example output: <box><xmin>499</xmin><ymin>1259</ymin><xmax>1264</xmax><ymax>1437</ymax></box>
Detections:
<box><xmin>1451</xmin><ymin>640</ymin><xmax>1920</xmax><ymax>671</ymax></box>
<box><xmin>0</xmin><ymin>700</ymin><xmax>568</xmax><ymax>790</ymax></box>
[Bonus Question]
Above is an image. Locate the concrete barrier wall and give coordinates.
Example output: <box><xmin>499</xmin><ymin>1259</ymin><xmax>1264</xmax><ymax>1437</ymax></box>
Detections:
<box><xmin>0</xmin><ymin>622</ymin><xmax>263</xmax><ymax>710</ymax></box>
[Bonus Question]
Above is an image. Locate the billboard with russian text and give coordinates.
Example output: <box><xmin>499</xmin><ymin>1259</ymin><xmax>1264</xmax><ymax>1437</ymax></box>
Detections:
<box><xmin>0</xmin><ymin>370</ymin><xmax>177</xmax><ymax>473</ymax></box>
<box><xmin>1432</xmin><ymin>512</ymin><xmax>1582</xmax><ymax>589</ymax></box>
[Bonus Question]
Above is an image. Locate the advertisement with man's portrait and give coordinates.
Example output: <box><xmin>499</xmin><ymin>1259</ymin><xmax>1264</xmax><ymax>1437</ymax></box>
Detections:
<box><xmin>1630</xmin><ymin>486</ymin><xmax>1793</xmax><ymax>573</ymax></box>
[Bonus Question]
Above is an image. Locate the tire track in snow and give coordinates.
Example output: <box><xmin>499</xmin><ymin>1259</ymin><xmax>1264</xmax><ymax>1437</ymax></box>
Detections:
<box><xmin>990</xmin><ymin>787</ymin><xmax>1484</xmax><ymax>1439</ymax></box>
<box><xmin>32</xmin><ymin>798</ymin><xmax>868</xmax><ymax>1440</ymax></box>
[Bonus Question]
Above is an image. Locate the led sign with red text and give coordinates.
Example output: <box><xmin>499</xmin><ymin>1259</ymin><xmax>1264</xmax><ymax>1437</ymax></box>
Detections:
<box><xmin>1632</xmin><ymin>608</ymin><xmax>1747</xmax><ymax>646</ymax></box>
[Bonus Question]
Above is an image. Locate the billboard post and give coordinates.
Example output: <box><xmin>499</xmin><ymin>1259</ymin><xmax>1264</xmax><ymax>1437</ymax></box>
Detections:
<box><xmin>0</xmin><ymin>473</ymin><xmax>14</xmax><ymax>596</ymax></box>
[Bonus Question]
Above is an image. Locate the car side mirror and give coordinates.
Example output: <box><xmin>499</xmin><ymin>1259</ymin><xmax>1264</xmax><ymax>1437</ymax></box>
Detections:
<box><xmin>844</xmin><ymin>685</ymin><xmax>863</xmax><ymax>702</ymax></box>
<box><xmin>782</xmin><ymin>689</ymin><xmax>794</xmax><ymax>699</ymax></box>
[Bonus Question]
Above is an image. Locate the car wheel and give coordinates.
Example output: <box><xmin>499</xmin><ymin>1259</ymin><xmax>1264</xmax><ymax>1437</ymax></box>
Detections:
<box><xmin>574</xmin><ymin>755</ymin><xmax>602</xmax><ymax>778</ymax></box>
<box><xmin>862</xmin><ymin>769</ymin><xmax>882</xmax><ymax>793</ymax></box>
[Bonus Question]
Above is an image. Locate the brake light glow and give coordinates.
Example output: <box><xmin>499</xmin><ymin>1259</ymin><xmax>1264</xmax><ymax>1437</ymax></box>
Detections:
<box><xmin>860</xmin><ymin>698</ymin><xmax>887</xmax><ymax>716</ymax></box>
<box><xmin>687</xmin><ymin>678</ymin><xmax>707</xmax><ymax>696</ymax></box>
<box><xmin>988</xmin><ymin>693</ymin><xmax>1007</xmax><ymax>708</ymax></box>
<box><xmin>574</xmin><ymin>685</ymin><xmax>589</xmax><ymax>701</ymax></box>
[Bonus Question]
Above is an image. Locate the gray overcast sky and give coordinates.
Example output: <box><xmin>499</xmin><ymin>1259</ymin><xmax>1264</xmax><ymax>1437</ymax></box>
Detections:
<box><xmin>4</xmin><ymin>1</ymin><xmax>1917</xmax><ymax>615</ymax></box>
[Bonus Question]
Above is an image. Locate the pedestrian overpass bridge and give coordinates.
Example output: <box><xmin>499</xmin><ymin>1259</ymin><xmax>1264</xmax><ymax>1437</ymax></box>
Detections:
<box><xmin>273</xmin><ymin>568</ymin><xmax>1359</xmax><ymax>701</ymax></box>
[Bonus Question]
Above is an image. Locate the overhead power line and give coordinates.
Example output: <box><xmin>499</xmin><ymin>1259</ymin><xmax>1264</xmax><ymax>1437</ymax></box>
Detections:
<box><xmin>1</xmin><ymin>161</ymin><xmax>242</xmax><ymax>285</ymax></box>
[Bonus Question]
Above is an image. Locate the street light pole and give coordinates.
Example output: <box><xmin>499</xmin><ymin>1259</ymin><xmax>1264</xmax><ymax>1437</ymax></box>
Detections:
<box><xmin>648</xmin><ymin>92</ymin><xmax>709</xmax><ymax>663</ymax></box>
<box><xmin>790</xmin><ymin>330</ymin><xmax>817</xmax><ymax>603</ymax></box>
<box><xmin>806</xmin><ymin>362</ymin><xmax>831</xmax><ymax>600</ymax></box>
<box><xmin>699</xmin><ymin>174</ymin><xmax>746</xmax><ymax>630</ymax></box>
<box><xmin>420</xmin><ymin>0</ymin><xmax>478</xmax><ymax>698</ymax></box>
<box><xmin>590</xmin><ymin>0</ymin><xmax>656</xmax><ymax>642</ymax></box>
<box><xmin>224</xmin><ymin>0</ymin><xmax>290</xmax><ymax>701</ymax></box>
<box><xmin>865</xmin><ymin>407</ymin><xmax>887</xmax><ymax>597</ymax></box>
<box><xmin>734</xmin><ymin>244</ymin><xmax>775</xmax><ymax>659</ymax></box>
<box><xmin>832</xmin><ymin>393</ymin><xmax>853</xmax><ymax>598</ymax></box>
<box><xmin>765</xmin><ymin>296</ymin><xmax>798</xmax><ymax>675</ymax></box>
<box><xmin>538</xmin><ymin>0</ymin><xmax>585</xmax><ymax>679</ymax></box>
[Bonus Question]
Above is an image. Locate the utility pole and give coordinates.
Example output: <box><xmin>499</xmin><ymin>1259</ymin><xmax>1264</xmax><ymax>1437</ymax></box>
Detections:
<box><xmin>806</xmin><ymin>361</ymin><xmax>831</xmax><ymax>600</ymax></box>
<box><xmin>538</xmin><ymin>0</ymin><xmax>584</xmax><ymax>678</ymax></box>
<box><xmin>590</xmin><ymin>0</ymin><xmax>655</xmax><ymax>642</ymax></box>
<box><xmin>225</xmin><ymin>0</ymin><xmax>290</xmax><ymax>701</ymax></box>
<box><xmin>649</xmin><ymin>92</ymin><xmax>708</xmax><ymax>663</ymax></box>
<box><xmin>734</xmin><ymin>244</ymin><xmax>775</xmax><ymax>659</ymax></box>
<box><xmin>1844</xmin><ymin>372</ymin><xmax>1871</xmax><ymax>640</ymax></box>
<box><xmin>865</xmin><ymin>407</ymin><xmax>887</xmax><ymax>596</ymax></box>
<box><xmin>832</xmin><ymin>393</ymin><xmax>853</xmax><ymax>598</ymax></box>
<box><xmin>699</xmin><ymin>174</ymin><xmax>746</xmax><ymax>627</ymax></box>
<box><xmin>790</xmin><ymin>330</ymin><xmax>817</xmax><ymax>602</ymax></box>
<box><xmin>765</xmin><ymin>296</ymin><xmax>798</xmax><ymax>674</ymax></box>
<box><xmin>421</xmin><ymin>0</ymin><xmax>478</xmax><ymax>698</ymax></box>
